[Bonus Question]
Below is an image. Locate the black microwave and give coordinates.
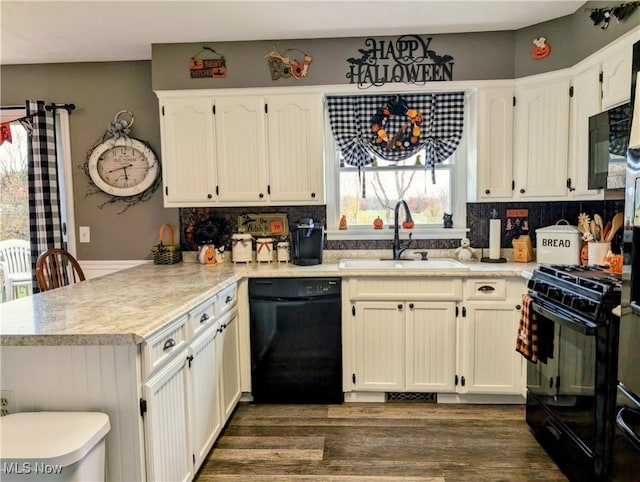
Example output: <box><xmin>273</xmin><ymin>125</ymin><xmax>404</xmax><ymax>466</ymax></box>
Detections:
<box><xmin>588</xmin><ymin>102</ymin><xmax>631</xmax><ymax>190</ymax></box>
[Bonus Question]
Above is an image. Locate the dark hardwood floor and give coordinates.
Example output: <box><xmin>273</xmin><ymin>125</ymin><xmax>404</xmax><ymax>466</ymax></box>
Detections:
<box><xmin>195</xmin><ymin>402</ymin><xmax>567</xmax><ymax>481</ymax></box>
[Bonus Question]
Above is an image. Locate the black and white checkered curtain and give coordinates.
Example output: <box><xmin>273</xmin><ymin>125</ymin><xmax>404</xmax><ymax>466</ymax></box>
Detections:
<box><xmin>26</xmin><ymin>100</ymin><xmax>63</xmax><ymax>292</ymax></box>
<box><xmin>326</xmin><ymin>92</ymin><xmax>465</xmax><ymax>173</ymax></box>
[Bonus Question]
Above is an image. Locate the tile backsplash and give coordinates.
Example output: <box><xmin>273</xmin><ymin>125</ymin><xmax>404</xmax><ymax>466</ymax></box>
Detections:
<box><xmin>180</xmin><ymin>199</ymin><xmax>625</xmax><ymax>253</ymax></box>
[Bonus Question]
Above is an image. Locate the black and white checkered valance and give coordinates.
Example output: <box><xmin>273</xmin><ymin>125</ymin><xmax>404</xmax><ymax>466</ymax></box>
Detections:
<box><xmin>326</xmin><ymin>92</ymin><xmax>465</xmax><ymax>172</ymax></box>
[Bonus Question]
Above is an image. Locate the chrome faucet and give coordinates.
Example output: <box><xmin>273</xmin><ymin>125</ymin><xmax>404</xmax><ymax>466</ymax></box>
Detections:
<box><xmin>392</xmin><ymin>200</ymin><xmax>414</xmax><ymax>260</ymax></box>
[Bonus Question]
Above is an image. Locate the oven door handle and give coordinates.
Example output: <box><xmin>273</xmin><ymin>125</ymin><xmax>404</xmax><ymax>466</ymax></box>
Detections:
<box><xmin>616</xmin><ymin>407</ymin><xmax>640</xmax><ymax>451</ymax></box>
<box><xmin>530</xmin><ymin>300</ymin><xmax>597</xmax><ymax>335</ymax></box>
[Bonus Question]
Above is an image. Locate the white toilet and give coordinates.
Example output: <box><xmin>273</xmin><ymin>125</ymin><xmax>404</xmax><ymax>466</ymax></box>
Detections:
<box><xmin>0</xmin><ymin>411</ymin><xmax>110</xmax><ymax>482</ymax></box>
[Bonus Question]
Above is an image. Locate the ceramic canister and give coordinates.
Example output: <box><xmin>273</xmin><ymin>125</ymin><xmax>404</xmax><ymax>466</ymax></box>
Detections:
<box><xmin>256</xmin><ymin>238</ymin><xmax>274</xmax><ymax>263</ymax></box>
<box><xmin>231</xmin><ymin>234</ymin><xmax>253</xmax><ymax>263</ymax></box>
<box><xmin>277</xmin><ymin>241</ymin><xmax>290</xmax><ymax>262</ymax></box>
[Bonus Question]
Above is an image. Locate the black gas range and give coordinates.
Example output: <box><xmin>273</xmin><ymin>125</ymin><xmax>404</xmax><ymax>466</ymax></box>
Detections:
<box><xmin>525</xmin><ymin>265</ymin><xmax>622</xmax><ymax>482</ymax></box>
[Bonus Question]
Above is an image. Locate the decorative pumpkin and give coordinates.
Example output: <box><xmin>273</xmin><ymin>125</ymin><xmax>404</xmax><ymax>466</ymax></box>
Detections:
<box><xmin>532</xmin><ymin>37</ymin><xmax>551</xmax><ymax>60</ymax></box>
<box><xmin>402</xmin><ymin>221</ymin><xmax>414</xmax><ymax>229</ymax></box>
<box><xmin>373</xmin><ymin>217</ymin><xmax>384</xmax><ymax>229</ymax></box>
<box><xmin>339</xmin><ymin>215</ymin><xmax>348</xmax><ymax>230</ymax></box>
<box><xmin>580</xmin><ymin>244</ymin><xmax>589</xmax><ymax>265</ymax></box>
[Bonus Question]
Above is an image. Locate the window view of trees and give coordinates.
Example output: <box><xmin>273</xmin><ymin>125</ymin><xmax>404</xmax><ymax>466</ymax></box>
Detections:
<box><xmin>339</xmin><ymin>152</ymin><xmax>452</xmax><ymax>226</ymax></box>
<box><xmin>0</xmin><ymin>124</ymin><xmax>29</xmax><ymax>241</ymax></box>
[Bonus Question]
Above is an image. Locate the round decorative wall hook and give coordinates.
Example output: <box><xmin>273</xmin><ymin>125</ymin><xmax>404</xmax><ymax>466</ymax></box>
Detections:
<box><xmin>114</xmin><ymin>110</ymin><xmax>134</xmax><ymax>129</ymax></box>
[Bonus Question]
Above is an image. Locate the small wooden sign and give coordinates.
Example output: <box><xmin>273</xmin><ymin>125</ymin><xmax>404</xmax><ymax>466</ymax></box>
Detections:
<box><xmin>237</xmin><ymin>213</ymin><xmax>289</xmax><ymax>236</ymax></box>
<box><xmin>189</xmin><ymin>47</ymin><xmax>227</xmax><ymax>78</ymax></box>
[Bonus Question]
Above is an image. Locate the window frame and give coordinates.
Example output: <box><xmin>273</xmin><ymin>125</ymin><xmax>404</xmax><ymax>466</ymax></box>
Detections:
<box><xmin>324</xmin><ymin>92</ymin><xmax>469</xmax><ymax>241</ymax></box>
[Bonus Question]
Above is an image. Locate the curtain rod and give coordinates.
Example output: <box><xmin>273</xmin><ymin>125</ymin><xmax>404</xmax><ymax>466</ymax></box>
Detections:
<box><xmin>45</xmin><ymin>103</ymin><xmax>75</xmax><ymax>113</ymax></box>
<box><xmin>1</xmin><ymin>103</ymin><xmax>76</xmax><ymax>113</ymax></box>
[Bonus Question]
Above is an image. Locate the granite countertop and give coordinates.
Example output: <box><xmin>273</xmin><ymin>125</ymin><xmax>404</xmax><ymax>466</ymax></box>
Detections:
<box><xmin>0</xmin><ymin>256</ymin><xmax>536</xmax><ymax>346</ymax></box>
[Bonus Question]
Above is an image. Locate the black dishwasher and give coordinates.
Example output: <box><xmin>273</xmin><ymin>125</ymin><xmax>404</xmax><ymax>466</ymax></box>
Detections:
<box><xmin>249</xmin><ymin>277</ymin><xmax>343</xmax><ymax>404</ymax></box>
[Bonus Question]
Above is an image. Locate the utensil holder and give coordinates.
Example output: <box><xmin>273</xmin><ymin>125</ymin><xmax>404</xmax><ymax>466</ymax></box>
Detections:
<box><xmin>588</xmin><ymin>242</ymin><xmax>611</xmax><ymax>266</ymax></box>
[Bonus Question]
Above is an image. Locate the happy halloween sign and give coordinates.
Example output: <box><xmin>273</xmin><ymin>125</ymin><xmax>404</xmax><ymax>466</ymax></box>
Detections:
<box><xmin>346</xmin><ymin>35</ymin><xmax>454</xmax><ymax>88</ymax></box>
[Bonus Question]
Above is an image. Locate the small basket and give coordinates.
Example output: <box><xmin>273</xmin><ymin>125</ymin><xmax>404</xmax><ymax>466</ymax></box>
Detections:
<box><xmin>151</xmin><ymin>224</ymin><xmax>182</xmax><ymax>265</ymax></box>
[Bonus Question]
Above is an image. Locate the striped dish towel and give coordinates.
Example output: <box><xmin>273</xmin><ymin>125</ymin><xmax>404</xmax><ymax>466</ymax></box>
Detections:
<box><xmin>516</xmin><ymin>293</ymin><xmax>538</xmax><ymax>363</ymax></box>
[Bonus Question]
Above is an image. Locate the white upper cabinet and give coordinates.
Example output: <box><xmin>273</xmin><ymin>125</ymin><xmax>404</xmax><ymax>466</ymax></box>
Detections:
<box><xmin>157</xmin><ymin>91</ymin><xmax>324</xmax><ymax>207</ymax></box>
<box><xmin>601</xmin><ymin>41</ymin><xmax>633</xmax><ymax>110</ymax></box>
<box><xmin>266</xmin><ymin>95</ymin><xmax>324</xmax><ymax>203</ymax></box>
<box><xmin>160</xmin><ymin>96</ymin><xmax>217</xmax><ymax>206</ymax></box>
<box><xmin>214</xmin><ymin>96</ymin><xmax>268</xmax><ymax>203</ymax></box>
<box><xmin>473</xmin><ymin>87</ymin><xmax>515</xmax><ymax>200</ymax></box>
<box><xmin>568</xmin><ymin>64</ymin><xmax>603</xmax><ymax>199</ymax></box>
<box><xmin>514</xmin><ymin>75</ymin><xmax>571</xmax><ymax>199</ymax></box>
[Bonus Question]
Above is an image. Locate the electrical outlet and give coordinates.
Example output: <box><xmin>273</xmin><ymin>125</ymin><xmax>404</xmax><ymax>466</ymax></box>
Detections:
<box><xmin>79</xmin><ymin>226</ymin><xmax>91</xmax><ymax>243</ymax></box>
<box><xmin>0</xmin><ymin>390</ymin><xmax>15</xmax><ymax>416</ymax></box>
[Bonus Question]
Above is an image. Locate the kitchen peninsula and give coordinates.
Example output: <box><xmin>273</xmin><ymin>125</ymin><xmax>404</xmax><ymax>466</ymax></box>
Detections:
<box><xmin>0</xmin><ymin>258</ymin><xmax>535</xmax><ymax>481</ymax></box>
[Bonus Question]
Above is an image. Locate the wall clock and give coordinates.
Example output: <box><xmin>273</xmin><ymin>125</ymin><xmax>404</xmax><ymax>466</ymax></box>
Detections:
<box><xmin>87</xmin><ymin>116</ymin><xmax>159</xmax><ymax>197</ymax></box>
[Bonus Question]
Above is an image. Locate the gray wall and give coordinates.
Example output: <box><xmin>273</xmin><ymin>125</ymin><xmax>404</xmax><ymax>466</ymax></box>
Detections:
<box><xmin>1</xmin><ymin>2</ymin><xmax>637</xmax><ymax>260</ymax></box>
<box><xmin>0</xmin><ymin>61</ymin><xmax>179</xmax><ymax>260</ymax></box>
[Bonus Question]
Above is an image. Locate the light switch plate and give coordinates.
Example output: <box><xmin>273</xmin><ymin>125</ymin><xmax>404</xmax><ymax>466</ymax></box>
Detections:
<box><xmin>79</xmin><ymin>226</ymin><xmax>90</xmax><ymax>243</ymax></box>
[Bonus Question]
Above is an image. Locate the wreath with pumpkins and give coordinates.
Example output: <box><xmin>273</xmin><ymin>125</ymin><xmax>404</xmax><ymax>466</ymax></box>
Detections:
<box><xmin>370</xmin><ymin>96</ymin><xmax>423</xmax><ymax>151</ymax></box>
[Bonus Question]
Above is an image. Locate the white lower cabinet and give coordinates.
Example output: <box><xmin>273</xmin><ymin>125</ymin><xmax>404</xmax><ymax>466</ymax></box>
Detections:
<box><xmin>352</xmin><ymin>300</ymin><xmax>457</xmax><ymax>392</ymax></box>
<box><xmin>219</xmin><ymin>308</ymin><xmax>242</xmax><ymax>421</ymax></box>
<box><xmin>189</xmin><ymin>323</ymin><xmax>223</xmax><ymax>470</ymax></box>
<box><xmin>346</xmin><ymin>276</ymin><xmax>526</xmax><ymax>399</ymax></box>
<box><xmin>457</xmin><ymin>278</ymin><xmax>527</xmax><ymax>396</ymax></box>
<box><xmin>142</xmin><ymin>350</ymin><xmax>193</xmax><ymax>482</ymax></box>
<box><xmin>457</xmin><ymin>302</ymin><xmax>524</xmax><ymax>394</ymax></box>
<box><xmin>141</xmin><ymin>283</ymin><xmax>240</xmax><ymax>481</ymax></box>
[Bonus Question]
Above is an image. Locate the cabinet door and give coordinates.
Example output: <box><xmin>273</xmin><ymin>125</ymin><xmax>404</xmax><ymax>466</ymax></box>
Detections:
<box><xmin>353</xmin><ymin>302</ymin><xmax>404</xmax><ymax>391</ymax></box>
<box><xmin>476</xmin><ymin>88</ymin><xmax>514</xmax><ymax>199</ymax></box>
<box><xmin>514</xmin><ymin>77</ymin><xmax>570</xmax><ymax>199</ymax></box>
<box><xmin>160</xmin><ymin>97</ymin><xmax>216</xmax><ymax>206</ymax></box>
<box><xmin>189</xmin><ymin>325</ymin><xmax>222</xmax><ymax>470</ymax></box>
<box><xmin>405</xmin><ymin>301</ymin><xmax>457</xmax><ymax>392</ymax></box>
<box><xmin>460</xmin><ymin>302</ymin><xmax>524</xmax><ymax>395</ymax></box>
<box><xmin>601</xmin><ymin>42</ymin><xmax>633</xmax><ymax>110</ymax></box>
<box><xmin>219</xmin><ymin>310</ymin><xmax>241</xmax><ymax>421</ymax></box>
<box><xmin>568</xmin><ymin>64</ymin><xmax>603</xmax><ymax>199</ymax></box>
<box><xmin>142</xmin><ymin>351</ymin><xmax>193</xmax><ymax>482</ymax></box>
<box><xmin>214</xmin><ymin>96</ymin><xmax>268</xmax><ymax>203</ymax></box>
<box><xmin>266</xmin><ymin>95</ymin><xmax>324</xmax><ymax>203</ymax></box>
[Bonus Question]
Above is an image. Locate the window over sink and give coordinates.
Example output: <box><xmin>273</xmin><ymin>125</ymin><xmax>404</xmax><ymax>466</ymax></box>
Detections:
<box><xmin>324</xmin><ymin>92</ymin><xmax>469</xmax><ymax>240</ymax></box>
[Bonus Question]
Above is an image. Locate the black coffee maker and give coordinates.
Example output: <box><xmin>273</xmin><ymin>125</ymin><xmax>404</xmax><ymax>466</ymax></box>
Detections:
<box><xmin>289</xmin><ymin>218</ymin><xmax>324</xmax><ymax>266</ymax></box>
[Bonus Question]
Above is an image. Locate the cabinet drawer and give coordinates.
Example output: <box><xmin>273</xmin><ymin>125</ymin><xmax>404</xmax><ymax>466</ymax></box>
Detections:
<box><xmin>142</xmin><ymin>314</ymin><xmax>189</xmax><ymax>378</ymax></box>
<box><xmin>465</xmin><ymin>279</ymin><xmax>506</xmax><ymax>300</ymax></box>
<box><xmin>217</xmin><ymin>283</ymin><xmax>238</xmax><ymax>317</ymax></box>
<box><xmin>190</xmin><ymin>297</ymin><xmax>217</xmax><ymax>339</ymax></box>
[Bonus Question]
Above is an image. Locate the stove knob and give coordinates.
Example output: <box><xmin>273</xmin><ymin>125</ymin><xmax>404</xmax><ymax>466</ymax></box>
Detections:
<box><xmin>548</xmin><ymin>288</ymin><xmax>562</xmax><ymax>301</ymax></box>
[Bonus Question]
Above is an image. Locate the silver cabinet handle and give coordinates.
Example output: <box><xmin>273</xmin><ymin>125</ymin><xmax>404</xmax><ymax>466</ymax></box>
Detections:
<box><xmin>162</xmin><ymin>338</ymin><xmax>176</xmax><ymax>351</ymax></box>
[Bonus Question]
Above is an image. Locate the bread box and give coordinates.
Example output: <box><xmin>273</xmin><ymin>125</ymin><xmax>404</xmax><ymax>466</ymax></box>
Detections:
<box><xmin>536</xmin><ymin>221</ymin><xmax>581</xmax><ymax>265</ymax></box>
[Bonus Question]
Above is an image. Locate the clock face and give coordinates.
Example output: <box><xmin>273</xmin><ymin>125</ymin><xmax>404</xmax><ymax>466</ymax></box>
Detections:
<box><xmin>88</xmin><ymin>138</ymin><xmax>159</xmax><ymax>197</ymax></box>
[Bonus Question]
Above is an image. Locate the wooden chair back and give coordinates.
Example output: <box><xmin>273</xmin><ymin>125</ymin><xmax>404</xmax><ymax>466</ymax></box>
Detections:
<box><xmin>36</xmin><ymin>248</ymin><xmax>85</xmax><ymax>291</ymax></box>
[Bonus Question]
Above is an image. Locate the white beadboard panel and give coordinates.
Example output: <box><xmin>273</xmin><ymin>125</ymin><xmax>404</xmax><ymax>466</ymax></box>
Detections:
<box><xmin>142</xmin><ymin>352</ymin><xmax>192</xmax><ymax>482</ymax></box>
<box><xmin>467</xmin><ymin>304</ymin><xmax>522</xmax><ymax>393</ymax></box>
<box><xmin>406</xmin><ymin>302</ymin><xmax>457</xmax><ymax>392</ymax></box>
<box><xmin>0</xmin><ymin>345</ymin><xmax>144</xmax><ymax>482</ymax></box>
<box><xmin>79</xmin><ymin>260</ymin><xmax>150</xmax><ymax>280</ymax></box>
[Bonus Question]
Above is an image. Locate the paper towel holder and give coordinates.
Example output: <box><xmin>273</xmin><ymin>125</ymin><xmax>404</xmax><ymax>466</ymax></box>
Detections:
<box><xmin>480</xmin><ymin>214</ymin><xmax>507</xmax><ymax>263</ymax></box>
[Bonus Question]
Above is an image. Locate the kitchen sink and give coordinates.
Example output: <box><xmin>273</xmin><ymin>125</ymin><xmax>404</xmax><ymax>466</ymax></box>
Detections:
<box><xmin>338</xmin><ymin>258</ymin><xmax>469</xmax><ymax>270</ymax></box>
